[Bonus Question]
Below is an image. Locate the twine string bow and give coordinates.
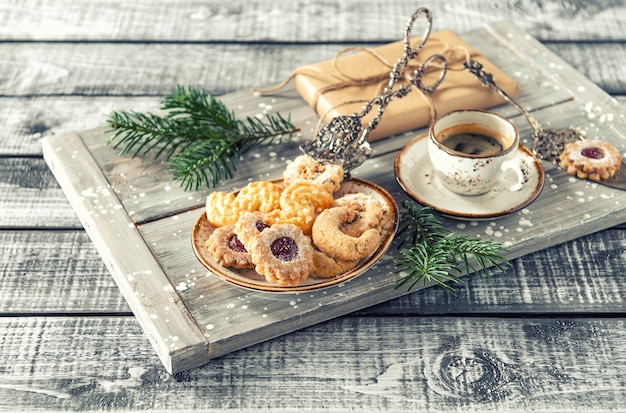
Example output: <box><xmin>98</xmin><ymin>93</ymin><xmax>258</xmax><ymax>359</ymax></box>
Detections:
<box><xmin>254</xmin><ymin>7</ymin><xmax>474</xmax><ymax>173</ymax></box>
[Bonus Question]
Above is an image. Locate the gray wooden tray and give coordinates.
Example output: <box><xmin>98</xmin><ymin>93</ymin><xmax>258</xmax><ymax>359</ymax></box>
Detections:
<box><xmin>42</xmin><ymin>20</ymin><xmax>626</xmax><ymax>374</ymax></box>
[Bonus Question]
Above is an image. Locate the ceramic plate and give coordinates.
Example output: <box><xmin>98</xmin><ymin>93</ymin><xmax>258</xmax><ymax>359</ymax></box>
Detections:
<box><xmin>395</xmin><ymin>133</ymin><xmax>545</xmax><ymax>220</ymax></box>
<box><xmin>192</xmin><ymin>178</ymin><xmax>399</xmax><ymax>293</ymax></box>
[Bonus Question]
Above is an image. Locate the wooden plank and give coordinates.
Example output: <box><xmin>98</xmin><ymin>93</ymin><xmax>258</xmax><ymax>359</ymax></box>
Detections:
<box><xmin>1</xmin><ymin>0</ymin><xmax>625</xmax><ymax>42</ymax></box>
<box><xmin>0</xmin><ymin>158</ymin><xmax>82</xmax><ymax>228</ymax></box>
<box><xmin>1</xmin><ymin>42</ymin><xmax>625</xmax><ymax>97</ymax></box>
<box><xmin>0</xmin><ymin>96</ymin><xmax>160</xmax><ymax>156</ymax></box>
<box><xmin>2</xmin><ymin>227</ymin><xmax>626</xmax><ymax>316</ymax></box>
<box><xmin>0</xmin><ymin>230</ymin><xmax>129</xmax><ymax>314</ymax></box>
<box><xmin>0</xmin><ymin>42</ymin><xmax>342</xmax><ymax>96</ymax></box>
<box><xmin>2</xmin><ymin>315</ymin><xmax>626</xmax><ymax>411</ymax></box>
<box><xmin>40</xmin><ymin>22</ymin><xmax>626</xmax><ymax>373</ymax></box>
<box><xmin>4</xmin><ymin>94</ymin><xmax>626</xmax><ymax>158</ymax></box>
<box><xmin>545</xmin><ymin>42</ymin><xmax>626</xmax><ymax>95</ymax></box>
<box><xmin>365</xmin><ymin>228</ymin><xmax>626</xmax><ymax>315</ymax></box>
<box><xmin>42</xmin><ymin>132</ymin><xmax>208</xmax><ymax>374</ymax></box>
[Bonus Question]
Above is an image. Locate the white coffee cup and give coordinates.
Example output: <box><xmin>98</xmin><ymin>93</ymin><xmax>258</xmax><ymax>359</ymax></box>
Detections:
<box><xmin>428</xmin><ymin>110</ymin><xmax>527</xmax><ymax>196</ymax></box>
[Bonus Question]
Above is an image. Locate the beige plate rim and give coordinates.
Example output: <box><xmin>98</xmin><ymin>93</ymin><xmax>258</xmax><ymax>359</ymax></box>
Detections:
<box><xmin>191</xmin><ymin>178</ymin><xmax>399</xmax><ymax>293</ymax></box>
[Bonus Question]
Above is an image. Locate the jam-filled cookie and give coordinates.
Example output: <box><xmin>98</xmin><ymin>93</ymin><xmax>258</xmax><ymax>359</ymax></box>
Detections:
<box><xmin>559</xmin><ymin>139</ymin><xmax>622</xmax><ymax>181</ymax></box>
<box><xmin>247</xmin><ymin>223</ymin><xmax>314</xmax><ymax>286</ymax></box>
<box><xmin>283</xmin><ymin>155</ymin><xmax>344</xmax><ymax>193</ymax></box>
<box><xmin>269</xmin><ymin>181</ymin><xmax>334</xmax><ymax>234</ymax></box>
<box><xmin>234</xmin><ymin>211</ymin><xmax>271</xmax><ymax>246</ymax></box>
<box><xmin>206</xmin><ymin>225</ymin><xmax>254</xmax><ymax>269</ymax></box>
<box><xmin>312</xmin><ymin>206</ymin><xmax>381</xmax><ymax>262</ymax></box>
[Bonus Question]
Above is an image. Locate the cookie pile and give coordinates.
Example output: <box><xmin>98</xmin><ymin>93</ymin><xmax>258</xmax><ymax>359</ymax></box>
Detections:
<box><xmin>204</xmin><ymin>155</ymin><xmax>389</xmax><ymax>286</ymax></box>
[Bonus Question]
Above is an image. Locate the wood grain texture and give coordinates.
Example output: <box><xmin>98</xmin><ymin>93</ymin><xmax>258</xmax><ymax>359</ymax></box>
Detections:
<box><xmin>0</xmin><ymin>230</ymin><xmax>128</xmax><ymax>314</ymax></box>
<box><xmin>544</xmin><ymin>43</ymin><xmax>626</xmax><ymax>95</ymax></box>
<box><xmin>1</xmin><ymin>315</ymin><xmax>626</xmax><ymax>411</ymax></box>
<box><xmin>0</xmin><ymin>96</ymin><xmax>161</xmax><ymax>156</ymax></box>
<box><xmin>2</xmin><ymin>228</ymin><xmax>626</xmax><ymax>317</ymax></box>
<box><xmin>4</xmin><ymin>94</ymin><xmax>626</xmax><ymax>158</ymax></box>
<box><xmin>1</xmin><ymin>42</ymin><xmax>625</xmax><ymax>97</ymax></box>
<box><xmin>367</xmin><ymin>228</ymin><xmax>626</xmax><ymax>315</ymax></box>
<box><xmin>1</xmin><ymin>0</ymin><xmax>625</xmax><ymax>42</ymax></box>
<box><xmin>0</xmin><ymin>158</ymin><xmax>81</xmax><ymax>228</ymax></box>
<box><xmin>39</xmin><ymin>22</ymin><xmax>626</xmax><ymax>374</ymax></box>
<box><xmin>43</xmin><ymin>133</ymin><xmax>211</xmax><ymax>374</ymax></box>
<box><xmin>3</xmin><ymin>0</ymin><xmax>626</xmax><ymax>409</ymax></box>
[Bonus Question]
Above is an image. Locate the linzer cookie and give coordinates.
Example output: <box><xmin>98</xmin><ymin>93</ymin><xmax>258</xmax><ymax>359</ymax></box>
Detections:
<box><xmin>247</xmin><ymin>223</ymin><xmax>314</xmax><ymax>286</ymax></box>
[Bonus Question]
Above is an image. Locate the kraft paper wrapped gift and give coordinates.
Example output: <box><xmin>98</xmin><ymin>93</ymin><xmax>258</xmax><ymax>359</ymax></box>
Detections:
<box><xmin>292</xmin><ymin>29</ymin><xmax>519</xmax><ymax>141</ymax></box>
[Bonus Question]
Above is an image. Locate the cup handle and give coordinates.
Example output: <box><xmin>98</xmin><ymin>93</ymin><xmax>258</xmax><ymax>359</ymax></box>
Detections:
<box><xmin>500</xmin><ymin>157</ymin><xmax>527</xmax><ymax>192</ymax></box>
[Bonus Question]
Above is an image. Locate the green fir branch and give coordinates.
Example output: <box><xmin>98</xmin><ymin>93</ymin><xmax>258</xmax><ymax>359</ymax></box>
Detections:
<box><xmin>105</xmin><ymin>85</ymin><xmax>299</xmax><ymax>191</ymax></box>
<box><xmin>394</xmin><ymin>200</ymin><xmax>511</xmax><ymax>295</ymax></box>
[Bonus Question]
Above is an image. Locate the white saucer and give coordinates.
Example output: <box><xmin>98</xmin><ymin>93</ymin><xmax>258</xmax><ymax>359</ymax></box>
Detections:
<box><xmin>394</xmin><ymin>133</ymin><xmax>545</xmax><ymax>220</ymax></box>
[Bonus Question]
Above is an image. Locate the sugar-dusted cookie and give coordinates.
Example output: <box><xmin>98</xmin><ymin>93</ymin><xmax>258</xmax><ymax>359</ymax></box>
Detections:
<box><xmin>247</xmin><ymin>223</ymin><xmax>314</xmax><ymax>286</ymax></box>
<box><xmin>283</xmin><ymin>155</ymin><xmax>344</xmax><ymax>193</ymax></box>
<box><xmin>206</xmin><ymin>225</ymin><xmax>254</xmax><ymax>269</ymax></box>
<box><xmin>312</xmin><ymin>206</ymin><xmax>381</xmax><ymax>262</ymax></box>
<box><xmin>234</xmin><ymin>211</ymin><xmax>271</xmax><ymax>246</ymax></box>
<box><xmin>333</xmin><ymin>192</ymin><xmax>386</xmax><ymax>237</ymax></box>
<box><xmin>559</xmin><ymin>139</ymin><xmax>622</xmax><ymax>181</ymax></box>
<box><xmin>311</xmin><ymin>248</ymin><xmax>359</xmax><ymax>278</ymax></box>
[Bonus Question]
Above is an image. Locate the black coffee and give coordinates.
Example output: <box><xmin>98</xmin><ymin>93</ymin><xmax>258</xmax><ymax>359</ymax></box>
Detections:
<box><xmin>440</xmin><ymin>131</ymin><xmax>505</xmax><ymax>156</ymax></box>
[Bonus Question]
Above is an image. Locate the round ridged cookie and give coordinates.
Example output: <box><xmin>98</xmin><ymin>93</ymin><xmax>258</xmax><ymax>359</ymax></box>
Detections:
<box><xmin>269</xmin><ymin>181</ymin><xmax>334</xmax><ymax>234</ymax></box>
<box><xmin>233</xmin><ymin>211</ymin><xmax>272</xmax><ymax>246</ymax></box>
<box><xmin>233</xmin><ymin>180</ymin><xmax>282</xmax><ymax>213</ymax></box>
<box><xmin>205</xmin><ymin>180</ymin><xmax>282</xmax><ymax>227</ymax></box>
<box><xmin>247</xmin><ymin>223</ymin><xmax>314</xmax><ymax>286</ymax></box>
<box><xmin>205</xmin><ymin>225</ymin><xmax>254</xmax><ymax>269</ymax></box>
<box><xmin>311</xmin><ymin>248</ymin><xmax>359</xmax><ymax>278</ymax></box>
<box><xmin>333</xmin><ymin>193</ymin><xmax>385</xmax><ymax>237</ymax></box>
<box><xmin>205</xmin><ymin>191</ymin><xmax>238</xmax><ymax>227</ymax></box>
<box><xmin>559</xmin><ymin>139</ymin><xmax>622</xmax><ymax>181</ymax></box>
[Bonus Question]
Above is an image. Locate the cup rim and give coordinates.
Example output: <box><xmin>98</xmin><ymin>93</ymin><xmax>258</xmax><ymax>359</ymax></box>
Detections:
<box><xmin>429</xmin><ymin>109</ymin><xmax>519</xmax><ymax>159</ymax></box>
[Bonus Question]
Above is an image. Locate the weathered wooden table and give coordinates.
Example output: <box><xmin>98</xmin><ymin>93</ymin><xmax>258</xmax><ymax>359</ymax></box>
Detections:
<box><xmin>3</xmin><ymin>1</ymin><xmax>626</xmax><ymax>411</ymax></box>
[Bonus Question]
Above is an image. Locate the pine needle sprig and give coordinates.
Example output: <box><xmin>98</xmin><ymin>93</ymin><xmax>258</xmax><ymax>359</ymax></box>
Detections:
<box><xmin>395</xmin><ymin>202</ymin><xmax>448</xmax><ymax>248</ymax></box>
<box><xmin>105</xmin><ymin>85</ymin><xmax>300</xmax><ymax>191</ymax></box>
<box><xmin>167</xmin><ymin>137</ymin><xmax>240</xmax><ymax>191</ymax></box>
<box><xmin>394</xmin><ymin>200</ymin><xmax>511</xmax><ymax>295</ymax></box>
<box><xmin>394</xmin><ymin>241</ymin><xmax>463</xmax><ymax>294</ymax></box>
